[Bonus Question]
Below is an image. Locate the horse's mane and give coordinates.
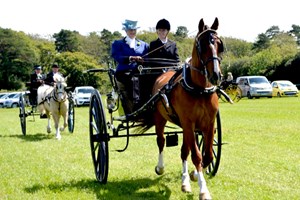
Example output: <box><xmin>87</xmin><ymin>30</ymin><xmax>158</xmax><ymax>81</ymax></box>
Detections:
<box><xmin>53</xmin><ymin>74</ymin><xmax>64</xmax><ymax>83</ymax></box>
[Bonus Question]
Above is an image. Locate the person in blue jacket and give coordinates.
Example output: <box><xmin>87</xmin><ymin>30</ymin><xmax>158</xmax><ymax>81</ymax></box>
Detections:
<box><xmin>111</xmin><ymin>19</ymin><xmax>149</xmax><ymax>114</ymax></box>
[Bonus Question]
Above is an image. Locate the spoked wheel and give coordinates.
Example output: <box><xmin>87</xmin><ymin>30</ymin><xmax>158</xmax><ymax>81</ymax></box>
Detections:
<box><xmin>19</xmin><ymin>94</ymin><xmax>27</xmax><ymax>135</ymax></box>
<box><xmin>233</xmin><ymin>87</ymin><xmax>242</xmax><ymax>102</ymax></box>
<box><xmin>220</xmin><ymin>84</ymin><xmax>239</xmax><ymax>102</ymax></box>
<box><xmin>89</xmin><ymin>89</ymin><xmax>109</xmax><ymax>184</ymax></box>
<box><xmin>68</xmin><ymin>97</ymin><xmax>75</xmax><ymax>133</ymax></box>
<box><xmin>196</xmin><ymin>110</ymin><xmax>222</xmax><ymax>176</ymax></box>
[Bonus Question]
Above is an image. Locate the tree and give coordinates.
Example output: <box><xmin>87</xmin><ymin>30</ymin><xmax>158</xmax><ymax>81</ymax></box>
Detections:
<box><xmin>53</xmin><ymin>51</ymin><xmax>110</xmax><ymax>92</ymax></box>
<box><xmin>53</xmin><ymin>29</ymin><xmax>80</xmax><ymax>53</ymax></box>
<box><xmin>289</xmin><ymin>24</ymin><xmax>300</xmax><ymax>45</ymax></box>
<box><xmin>253</xmin><ymin>33</ymin><xmax>270</xmax><ymax>51</ymax></box>
<box><xmin>175</xmin><ymin>26</ymin><xmax>188</xmax><ymax>40</ymax></box>
<box><xmin>265</xmin><ymin>26</ymin><xmax>281</xmax><ymax>39</ymax></box>
<box><xmin>0</xmin><ymin>28</ymin><xmax>39</xmax><ymax>90</ymax></box>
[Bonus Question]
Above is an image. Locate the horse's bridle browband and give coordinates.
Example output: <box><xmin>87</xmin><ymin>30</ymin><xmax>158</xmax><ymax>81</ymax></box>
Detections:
<box><xmin>52</xmin><ymin>84</ymin><xmax>67</xmax><ymax>103</ymax></box>
<box><xmin>195</xmin><ymin>29</ymin><xmax>222</xmax><ymax>71</ymax></box>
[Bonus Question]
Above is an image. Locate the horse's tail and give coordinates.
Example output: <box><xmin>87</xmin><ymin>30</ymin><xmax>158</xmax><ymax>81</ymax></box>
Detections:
<box><xmin>135</xmin><ymin>110</ymin><xmax>155</xmax><ymax>134</ymax></box>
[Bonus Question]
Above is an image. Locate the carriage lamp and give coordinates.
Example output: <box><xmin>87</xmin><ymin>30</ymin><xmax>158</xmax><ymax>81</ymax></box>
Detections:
<box><xmin>106</xmin><ymin>93</ymin><xmax>116</xmax><ymax>110</ymax></box>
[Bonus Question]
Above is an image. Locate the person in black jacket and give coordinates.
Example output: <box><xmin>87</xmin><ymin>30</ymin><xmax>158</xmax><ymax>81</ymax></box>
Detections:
<box><xmin>148</xmin><ymin>19</ymin><xmax>180</xmax><ymax>67</ymax></box>
<box><xmin>30</xmin><ymin>65</ymin><xmax>45</xmax><ymax>106</ymax></box>
<box><xmin>139</xmin><ymin>19</ymin><xmax>180</xmax><ymax>104</ymax></box>
<box><xmin>44</xmin><ymin>63</ymin><xmax>63</xmax><ymax>86</ymax></box>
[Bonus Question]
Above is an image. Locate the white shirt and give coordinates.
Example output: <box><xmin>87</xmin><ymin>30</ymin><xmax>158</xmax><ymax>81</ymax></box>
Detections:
<box><xmin>125</xmin><ymin>36</ymin><xmax>136</xmax><ymax>49</ymax></box>
<box><xmin>160</xmin><ymin>37</ymin><xmax>168</xmax><ymax>44</ymax></box>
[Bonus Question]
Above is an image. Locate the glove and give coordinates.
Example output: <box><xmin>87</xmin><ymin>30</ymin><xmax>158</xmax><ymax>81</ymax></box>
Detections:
<box><xmin>129</xmin><ymin>56</ymin><xmax>144</xmax><ymax>62</ymax></box>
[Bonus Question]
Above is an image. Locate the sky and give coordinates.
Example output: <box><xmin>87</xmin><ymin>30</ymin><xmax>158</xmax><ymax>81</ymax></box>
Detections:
<box><xmin>0</xmin><ymin>0</ymin><xmax>298</xmax><ymax>42</ymax></box>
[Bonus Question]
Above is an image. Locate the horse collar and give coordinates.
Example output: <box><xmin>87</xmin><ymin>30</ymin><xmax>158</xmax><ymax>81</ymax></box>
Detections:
<box><xmin>180</xmin><ymin>63</ymin><xmax>217</xmax><ymax>96</ymax></box>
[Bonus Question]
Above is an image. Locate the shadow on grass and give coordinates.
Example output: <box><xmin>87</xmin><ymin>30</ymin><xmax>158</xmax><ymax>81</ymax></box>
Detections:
<box><xmin>5</xmin><ymin>133</ymin><xmax>54</xmax><ymax>142</ymax></box>
<box><xmin>23</xmin><ymin>177</ymin><xmax>189</xmax><ymax>199</ymax></box>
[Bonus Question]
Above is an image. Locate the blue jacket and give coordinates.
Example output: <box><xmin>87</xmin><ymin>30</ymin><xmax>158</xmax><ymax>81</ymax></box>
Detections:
<box><xmin>111</xmin><ymin>37</ymin><xmax>149</xmax><ymax>72</ymax></box>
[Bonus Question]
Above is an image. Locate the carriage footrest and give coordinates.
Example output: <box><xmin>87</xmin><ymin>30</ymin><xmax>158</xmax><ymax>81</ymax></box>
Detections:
<box><xmin>166</xmin><ymin>134</ymin><xmax>178</xmax><ymax>147</ymax></box>
<box><xmin>40</xmin><ymin>114</ymin><xmax>48</xmax><ymax>119</ymax></box>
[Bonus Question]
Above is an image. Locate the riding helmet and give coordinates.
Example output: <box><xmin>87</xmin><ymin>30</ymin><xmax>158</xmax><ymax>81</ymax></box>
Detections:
<box><xmin>156</xmin><ymin>19</ymin><xmax>171</xmax><ymax>31</ymax></box>
<box><xmin>52</xmin><ymin>63</ymin><xmax>59</xmax><ymax>68</ymax></box>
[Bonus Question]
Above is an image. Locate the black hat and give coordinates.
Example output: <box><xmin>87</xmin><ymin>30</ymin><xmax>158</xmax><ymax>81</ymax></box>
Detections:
<box><xmin>52</xmin><ymin>63</ymin><xmax>59</xmax><ymax>68</ymax></box>
<box><xmin>156</xmin><ymin>19</ymin><xmax>171</xmax><ymax>31</ymax></box>
<box><xmin>34</xmin><ymin>65</ymin><xmax>42</xmax><ymax>70</ymax></box>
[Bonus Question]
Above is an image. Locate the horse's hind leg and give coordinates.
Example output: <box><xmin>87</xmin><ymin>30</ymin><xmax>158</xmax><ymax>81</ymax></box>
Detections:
<box><xmin>154</xmin><ymin>112</ymin><xmax>167</xmax><ymax>175</ymax></box>
<box><xmin>202</xmin><ymin>125</ymin><xmax>215</xmax><ymax>168</ymax></box>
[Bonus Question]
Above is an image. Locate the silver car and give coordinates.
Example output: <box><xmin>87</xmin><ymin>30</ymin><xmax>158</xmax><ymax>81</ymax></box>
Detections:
<box><xmin>236</xmin><ymin>76</ymin><xmax>272</xmax><ymax>99</ymax></box>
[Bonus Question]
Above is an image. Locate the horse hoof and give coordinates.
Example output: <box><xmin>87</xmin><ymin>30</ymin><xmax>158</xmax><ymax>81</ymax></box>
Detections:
<box><xmin>189</xmin><ymin>170</ymin><xmax>198</xmax><ymax>182</ymax></box>
<box><xmin>199</xmin><ymin>192</ymin><xmax>212</xmax><ymax>200</ymax></box>
<box><xmin>59</xmin><ymin>127</ymin><xmax>64</xmax><ymax>131</ymax></box>
<box><xmin>181</xmin><ymin>185</ymin><xmax>192</xmax><ymax>193</ymax></box>
<box><xmin>47</xmin><ymin>128</ymin><xmax>51</xmax><ymax>133</ymax></box>
<box><xmin>56</xmin><ymin>135</ymin><xmax>61</xmax><ymax>140</ymax></box>
<box><xmin>155</xmin><ymin>166</ymin><xmax>164</xmax><ymax>175</ymax></box>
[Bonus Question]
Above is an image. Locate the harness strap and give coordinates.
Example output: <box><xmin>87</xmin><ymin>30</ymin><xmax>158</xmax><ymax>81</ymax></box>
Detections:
<box><xmin>180</xmin><ymin>63</ymin><xmax>217</xmax><ymax>96</ymax></box>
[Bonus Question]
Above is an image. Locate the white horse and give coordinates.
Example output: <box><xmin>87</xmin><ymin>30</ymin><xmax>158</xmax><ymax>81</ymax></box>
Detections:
<box><xmin>37</xmin><ymin>74</ymin><xmax>69</xmax><ymax>140</ymax></box>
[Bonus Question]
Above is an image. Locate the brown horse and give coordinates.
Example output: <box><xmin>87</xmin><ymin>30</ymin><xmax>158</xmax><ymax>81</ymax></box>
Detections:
<box><xmin>138</xmin><ymin>18</ymin><xmax>223</xmax><ymax>200</ymax></box>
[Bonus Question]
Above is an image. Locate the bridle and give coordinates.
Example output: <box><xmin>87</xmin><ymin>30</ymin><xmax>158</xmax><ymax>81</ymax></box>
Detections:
<box><xmin>189</xmin><ymin>29</ymin><xmax>223</xmax><ymax>81</ymax></box>
<box><xmin>52</xmin><ymin>81</ymin><xmax>67</xmax><ymax>103</ymax></box>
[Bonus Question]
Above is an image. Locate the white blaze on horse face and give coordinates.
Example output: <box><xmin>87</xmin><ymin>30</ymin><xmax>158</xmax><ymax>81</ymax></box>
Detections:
<box><xmin>209</xmin><ymin>43</ymin><xmax>221</xmax><ymax>83</ymax></box>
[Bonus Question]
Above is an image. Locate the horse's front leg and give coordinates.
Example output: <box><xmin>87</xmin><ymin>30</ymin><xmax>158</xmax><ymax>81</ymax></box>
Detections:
<box><xmin>154</xmin><ymin>112</ymin><xmax>167</xmax><ymax>175</ymax></box>
<box><xmin>190</xmin><ymin>140</ymin><xmax>212</xmax><ymax>200</ymax></box>
<box><xmin>60</xmin><ymin>111</ymin><xmax>68</xmax><ymax>132</ymax></box>
<box><xmin>52</xmin><ymin>113</ymin><xmax>61</xmax><ymax>140</ymax></box>
<box><xmin>46</xmin><ymin>111</ymin><xmax>51</xmax><ymax>133</ymax></box>
<box><xmin>181</xmin><ymin>140</ymin><xmax>192</xmax><ymax>193</ymax></box>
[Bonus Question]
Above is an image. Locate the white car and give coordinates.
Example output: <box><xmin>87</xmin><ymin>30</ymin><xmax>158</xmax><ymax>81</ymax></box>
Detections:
<box><xmin>236</xmin><ymin>76</ymin><xmax>273</xmax><ymax>99</ymax></box>
<box><xmin>0</xmin><ymin>93</ymin><xmax>10</xmax><ymax>108</ymax></box>
<box><xmin>73</xmin><ymin>86</ymin><xmax>94</xmax><ymax>106</ymax></box>
<box><xmin>3</xmin><ymin>92</ymin><xmax>22</xmax><ymax>108</ymax></box>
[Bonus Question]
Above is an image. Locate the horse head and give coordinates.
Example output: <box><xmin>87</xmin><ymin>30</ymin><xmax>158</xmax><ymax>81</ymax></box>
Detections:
<box><xmin>191</xmin><ymin>17</ymin><xmax>224</xmax><ymax>86</ymax></box>
<box><xmin>53</xmin><ymin>74</ymin><xmax>67</xmax><ymax>102</ymax></box>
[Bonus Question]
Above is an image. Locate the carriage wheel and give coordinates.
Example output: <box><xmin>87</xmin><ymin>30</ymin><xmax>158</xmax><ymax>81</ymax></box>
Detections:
<box><xmin>220</xmin><ymin>84</ymin><xmax>238</xmax><ymax>102</ymax></box>
<box><xmin>233</xmin><ymin>87</ymin><xmax>242</xmax><ymax>102</ymax></box>
<box><xmin>68</xmin><ymin>98</ymin><xmax>75</xmax><ymax>133</ymax></box>
<box><xmin>196</xmin><ymin>110</ymin><xmax>222</xmax><ymax>176</ymax></box>
<box><xmin>89</xmin><ymin>89</ymin><xmax>109</xmax><ymax>184</ymax></box>
<box><xmin>19</xmin><ymin>94</ymin><xmax>26</xmax><ymax>135</ymax></box>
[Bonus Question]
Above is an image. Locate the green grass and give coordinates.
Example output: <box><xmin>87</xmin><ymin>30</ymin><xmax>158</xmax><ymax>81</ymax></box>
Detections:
<box><xmin>0</xmin><ymin>97</ymin><xmax>300</xmax><ymax>200</ymax></box>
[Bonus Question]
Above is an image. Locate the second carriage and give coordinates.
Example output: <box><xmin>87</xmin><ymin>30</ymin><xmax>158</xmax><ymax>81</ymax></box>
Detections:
<box><xmin>18</xmin><ymin>82</ymin><xmax>75</xmax><ymax>136</ymax></box>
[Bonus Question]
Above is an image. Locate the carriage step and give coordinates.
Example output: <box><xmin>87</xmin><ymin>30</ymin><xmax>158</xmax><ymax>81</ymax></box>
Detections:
<box><xmin>40</xmin><ymin>114</ymin><xmax>48</xmax><ymax>119</ymax></box>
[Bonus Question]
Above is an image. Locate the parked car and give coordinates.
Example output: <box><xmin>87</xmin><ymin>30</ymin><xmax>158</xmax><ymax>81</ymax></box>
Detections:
<box><xmin>236</xmin><ymin>76</ymin><xmax>272</xmax><ymax>99</ymax></box>
<box><xmin>0</xmin><ymin>93</ymin><xmax>10</xmax><ymax>108</ymax></box>
<box><xmin>271</xmin><ymin>80</ymin><xmax>299</xmax><ymax>97</ymax></box>
<box><xmin>3</xmin><ymin>92</ymin><xmax>22</xmax><ymax>108</ymax></box>
<box><xmin>73</xmin><ymin>86</ymin><xmax>94</xmax><ymax>106</ymax></box>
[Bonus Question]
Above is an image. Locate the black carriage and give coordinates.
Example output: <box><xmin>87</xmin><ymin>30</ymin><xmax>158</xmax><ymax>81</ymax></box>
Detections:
<box><xmin>18</xmin><ymin>83</ymin><xmax>75</xmax><ymax>135</ymax></box>
<box><xmin>87</xmin><ymin>63</ymin><xmax>225</xmax><ymax>184</ymax></box>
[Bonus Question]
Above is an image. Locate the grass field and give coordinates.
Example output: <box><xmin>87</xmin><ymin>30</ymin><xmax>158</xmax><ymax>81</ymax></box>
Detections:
<box><xmin>0</xmin><ymin>97</ymin><xmax>299</xmax><ymax>200</ymax></box>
